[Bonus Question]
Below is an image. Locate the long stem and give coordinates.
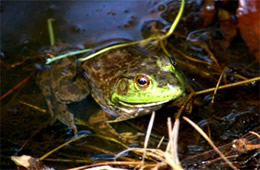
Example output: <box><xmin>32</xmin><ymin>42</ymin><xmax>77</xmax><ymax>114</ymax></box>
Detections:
<box><xmin>47</xmin><ymin>18</ymin><xmax>55</xmax><ymax>46</ymax></box>
<box><xmin>165</xmin><ymin>0</ymin><xmax>185</xmax><ymax>38</ymax></box>
<box><xmin>195</xmin><ymin>76</ymin><xmax>260</xmax><ymax>95</ymax></box>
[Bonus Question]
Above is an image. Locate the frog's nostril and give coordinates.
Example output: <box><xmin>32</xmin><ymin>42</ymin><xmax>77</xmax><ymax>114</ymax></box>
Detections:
<box><xmin>169</xmin><ymin>56</ymin><xmax>176</xmax><ymax>66</ymax></box>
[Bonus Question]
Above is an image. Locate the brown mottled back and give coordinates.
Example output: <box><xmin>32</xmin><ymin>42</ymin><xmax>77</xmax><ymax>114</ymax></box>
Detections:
<box><xmin>82</xmin><ymin>47</ymin><xmax>155</xmax><ymax>97</ymax></box>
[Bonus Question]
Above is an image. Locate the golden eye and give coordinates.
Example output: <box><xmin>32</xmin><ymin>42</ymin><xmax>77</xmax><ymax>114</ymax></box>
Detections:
<box><xmin>135</xmin><ymin>74</ymin><xmax>150</xmax><ymax>89</ymax></box>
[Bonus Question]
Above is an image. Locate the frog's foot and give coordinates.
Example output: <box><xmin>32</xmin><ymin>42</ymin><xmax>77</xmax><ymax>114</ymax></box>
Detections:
<box><xmin>93</xmin><ymin>122</ymin><xmax>144</xmax><ymax>144</ymax></box>
<box><xmin>48</xmin><ymin>100</ymin><xmax>78</xmax><ymax>135</ymax></box>
<box><xmin>56</xmin><ymin>110</ymin><xmax>78</xmax><ymax>135</ymax></box>
<box><xmin>88</xmin><ymin>110</ymin><xmax>144</xmax><ymax>144</ymax></box>
<box><xmin>119</xmin><ymin>132</ymin><xmax>144</xmax><ymax>144</ymax></box>
<box><xmin>169</xmin><ymin>97</ymin><xmax>193</xmax><ymax>114</ymax></box>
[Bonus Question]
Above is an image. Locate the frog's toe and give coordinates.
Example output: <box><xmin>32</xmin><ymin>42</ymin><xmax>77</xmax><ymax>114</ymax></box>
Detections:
<box><xmin>71</xmin><ymin>124</ymin><xmax>78</xmax><ymax>136</ymax></box>
<box><xmin>119</xmin><ymin>132</ymin><xmax>144</xmax><ymax>144</ymax></box>
<box><xmin>50</xmin><ymin>102</ymin><xmax>78</xmax><ymax>135</ymax></box>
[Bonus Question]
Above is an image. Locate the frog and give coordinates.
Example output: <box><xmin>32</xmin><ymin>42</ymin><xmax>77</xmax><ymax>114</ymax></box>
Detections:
<box><xmin>37</xmin><ymin>43</ymin><xmax>186</xmax><ymax>141</ymax></box>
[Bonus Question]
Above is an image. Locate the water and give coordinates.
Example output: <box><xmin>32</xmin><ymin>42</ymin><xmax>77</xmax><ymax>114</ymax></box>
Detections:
<box><xmin>1</xmin><ymin>0</ymin><xmax>259</xmax><ymax>169</ymax></box>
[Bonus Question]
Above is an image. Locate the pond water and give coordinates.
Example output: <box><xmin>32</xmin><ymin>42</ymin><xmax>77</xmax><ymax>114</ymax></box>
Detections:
<box><xmin>1</xmin><ymin>0</ymin><xmax>259</xmax><ymax>169</ymax></box>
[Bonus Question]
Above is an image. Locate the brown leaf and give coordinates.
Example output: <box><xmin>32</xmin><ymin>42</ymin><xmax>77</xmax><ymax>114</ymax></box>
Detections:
<box><xmin>11</xmin><ymin>155</ymin><xmax>52</xmax><ymax>170</ymax></box>
<box><xmin>237</xmin><ymin>0</ymin><xmax>260</xmax><ymax>62</ymax></box>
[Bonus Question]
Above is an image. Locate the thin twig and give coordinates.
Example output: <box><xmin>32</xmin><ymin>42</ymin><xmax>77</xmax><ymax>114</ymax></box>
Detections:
<box><xmin>249</xmin><ymin>131</ymin><xmax>260</xmax><ymax>139</ymax></box>
<box><xmin>211</xmin><ymin>67</ymin><xmax>227</xmax><ymax>104</ymax></box>
<box><xmin>19</xmin><ymin>100</ymin><xmax>47</xmax><ymax>113</ymax></box>
<box><xmin>195</xmin><ymin>76</ymin><xmax>260</xmax><ymax>95</ymax></box>
<box><xmin>0</xmin><ymin>74</ymin><xmax>32</xmax><ymax>101</ymax></box>
<box><xmin>172</xmin><ymin>46</ymin><xmax>213</xmax><ymax>66</ymax></box>
<box><xmin>172</xmin><ymin>119</ymin><xmax>181</xmax><ymax>165</ymax></box>
<box><xmin>140</xmin><ymin>111</ymin><xmax>156</xmax><ymax>170</ymax></box>
<box><xmin>40</xmin><ymin>135</ymin><xmax>88</xmax><ymax>160</ymax></box>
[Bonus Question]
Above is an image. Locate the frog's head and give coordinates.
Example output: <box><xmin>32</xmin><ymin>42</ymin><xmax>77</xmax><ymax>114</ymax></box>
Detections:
<box><xmin>111</xmin><ymin>53</ymin><xmax>185</xmax><ymax>109</ymax></box>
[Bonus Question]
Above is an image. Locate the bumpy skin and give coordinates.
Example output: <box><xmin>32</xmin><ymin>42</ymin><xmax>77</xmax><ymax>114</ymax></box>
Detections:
<box><xmin>82</xmin><ymin>47</ymin><xmax>185</xmax><ymax>122</ymax></box>
<box><xmin>37</xmin><ymin>57</ymin><xmax>89</xmax><ymax>133</ymax></box>
<box><xmin>37</xmin><ymin>45</ymin><xmax>185</xmax><ymax>136</ymax></box>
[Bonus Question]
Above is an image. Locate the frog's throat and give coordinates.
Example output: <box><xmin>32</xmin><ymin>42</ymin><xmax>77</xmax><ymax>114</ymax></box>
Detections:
<box><xmin>117</xmin><ymin>99</ymin><xmax>171</xmax><ymax>108</ymax></box>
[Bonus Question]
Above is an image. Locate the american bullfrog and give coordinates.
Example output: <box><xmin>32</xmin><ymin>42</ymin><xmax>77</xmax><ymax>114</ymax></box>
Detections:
<box><xmin>37</xmin><ymin>44</ymin><xmax>185</xmax><ymax>140</ymax></box>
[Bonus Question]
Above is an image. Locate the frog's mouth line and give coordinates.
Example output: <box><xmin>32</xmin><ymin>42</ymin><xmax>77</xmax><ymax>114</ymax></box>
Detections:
<box><xmin>117</xmin><ymin>100</ymin><xmax>171</xmax><ymax>108</ymax></box>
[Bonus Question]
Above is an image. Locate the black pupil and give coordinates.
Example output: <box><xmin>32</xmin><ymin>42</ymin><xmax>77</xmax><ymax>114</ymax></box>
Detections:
<box><xmin>137</xmin><ymin>78</ymin><xmax>147</xmax><ymax>85</ymax></box>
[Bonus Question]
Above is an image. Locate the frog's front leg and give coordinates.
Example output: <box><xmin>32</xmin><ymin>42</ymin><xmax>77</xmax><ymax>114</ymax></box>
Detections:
<box><xmin>88</xmin><ymin>110</ymin><xmax>143</xmax><ymax>143</ymax></box>
<box><xmin>37</xmin><ymin>58</ymin><xmax>90</xmax><ymax>135</ymax></box>
<box><xmin>51</xmin><ymin>99</ymin><xmax>78</xmax><ymax>134</ymax></box>
<box><xmin>53</xmin><ymin>77</ymin><xmax>90</xmax><ymax>135</ymax></box>
<box><xmin>87</xmin><ymin>110</ymin><xmax>118</xmax><ymax>137</ymax></box>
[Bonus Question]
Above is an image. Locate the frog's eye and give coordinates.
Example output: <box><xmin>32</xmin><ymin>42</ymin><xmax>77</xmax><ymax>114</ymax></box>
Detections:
<box><xmin>135</xmin><ymin>74</ymin><xmax>150</xmax><ymax>89</ymax></box>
